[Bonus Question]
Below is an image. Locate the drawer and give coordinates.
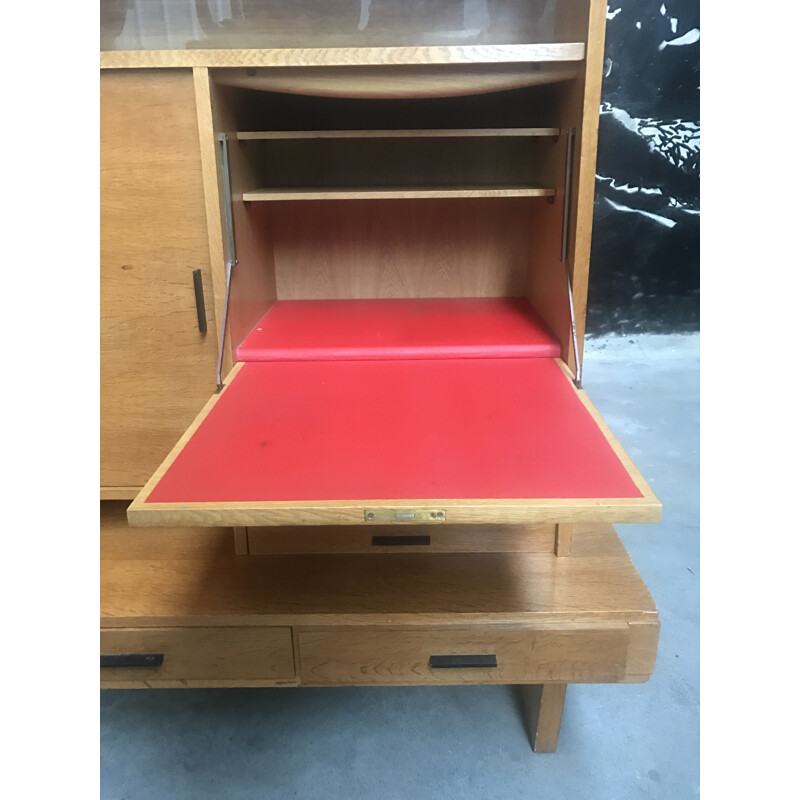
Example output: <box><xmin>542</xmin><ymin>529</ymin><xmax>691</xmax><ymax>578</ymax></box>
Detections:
<box><xmin>297</xmin><ymin>626</ymin><xmax>633</xmax><ymax>686</ymax></box>
<box><xmin>100</xmin><ymin>626</ymin><xmax>295</xmax><ymax>686</ymax></box>
<box><xmin>246</xmin><ymin>523</ymin><xmax>557</xmax><ymax>554</ymax></box>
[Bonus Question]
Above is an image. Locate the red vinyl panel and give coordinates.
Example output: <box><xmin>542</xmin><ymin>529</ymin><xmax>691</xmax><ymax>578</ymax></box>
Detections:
<box><xmin>236</xmin><ymin>297</ymin><xmax>562</xmax><ymax>362</ymax></box>
<box><xmin>146</xmin><ymin>358</ymin><xmax>642</xmax><ymax>503</ymax></box>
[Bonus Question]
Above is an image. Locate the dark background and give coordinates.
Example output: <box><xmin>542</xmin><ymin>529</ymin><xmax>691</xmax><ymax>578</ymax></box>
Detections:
<box><xmin>588</xmin><ymin>0</ymin><xmax>699</xmax><ymax>335</ymax></box>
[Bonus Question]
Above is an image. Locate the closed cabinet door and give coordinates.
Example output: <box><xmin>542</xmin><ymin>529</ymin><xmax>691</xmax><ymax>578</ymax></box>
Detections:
<box><xmin>101</xmin><ymin>69</ymin><xmax>219</xmax><ymax>493</ymax></box>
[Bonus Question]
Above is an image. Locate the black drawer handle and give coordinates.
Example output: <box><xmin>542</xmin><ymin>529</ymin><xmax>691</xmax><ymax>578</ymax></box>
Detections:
<box><xmin>193</xmin><ymin>269</ymin><xmax>207</xmax><ymax>334</ymax></box>
<box><xmin>372</xmin><ymin>535</ymin><xmax>431</xmax><ymax>547</ymax></box>
<box><xmin>429</xmin><ymin>655</ymin><xmax>497</xmax><ymax>669</ymax></box>
<box><xmin>101</xmin><ymin>653</ymin><xmax>164</xmax><ymax>669</ymax></box>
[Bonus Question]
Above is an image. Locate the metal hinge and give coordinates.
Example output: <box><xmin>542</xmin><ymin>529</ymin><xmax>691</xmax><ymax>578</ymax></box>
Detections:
<box><xmin>560</xmin><ymin>127</ymin><xmax>583</xmax><ymax>389</ymax></box>
<box><xmin>216</xmin><ymin>133</ymin><xmax>238</xmax><ymax>392</ymax></box>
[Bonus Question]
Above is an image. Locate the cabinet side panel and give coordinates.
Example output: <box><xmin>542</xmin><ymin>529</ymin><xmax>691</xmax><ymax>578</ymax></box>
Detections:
<box><xmin>528</xmin><ymin>0</ymin><xmax>606</xmax><ymax>369</ymax></box>
<box><xmin>100</xmin><ymin>69</ymin><xmax>220</xmax><ymax>489</ymax></box>
<box><xmin>206</xmin><ymin>77</ymin><xmax>278</xmax><ymax>358</ymax></box>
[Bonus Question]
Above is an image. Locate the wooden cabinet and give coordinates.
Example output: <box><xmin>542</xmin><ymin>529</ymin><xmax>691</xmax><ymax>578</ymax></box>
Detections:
<box><xmin>101</xmin><ymin>503</ymin><xmax>659</xmax><ymax>691</ymax></box>
<box><xmin>100</xmin><ymin>0</ymin><xmax>661</xmax><ymax>754</ymax></box>
<box><xmin>100</xmin><ymin>69</ymin><xmax>219</xmax><ymax>495</ymax></box>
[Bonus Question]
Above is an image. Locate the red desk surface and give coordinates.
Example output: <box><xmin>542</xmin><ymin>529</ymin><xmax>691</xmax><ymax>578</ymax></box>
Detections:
<box><xmin>146</xmin><ymin>358</ymin><xmax>642</xmax><ymax>504</ymax></box>
<box><xmin>236</xmin><ymin>297</ymin><xmax>561</xmax><ymax>362</ymax></box>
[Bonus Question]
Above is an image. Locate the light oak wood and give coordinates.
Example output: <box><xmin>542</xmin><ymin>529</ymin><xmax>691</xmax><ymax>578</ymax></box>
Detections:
<box><xmin>233</xmin><ymin>527</ymin><xmax>249</xmax><ymax>555</ymax></box>
<box><xmin>242</xmin><ymin>187</ymin><xmax>555</xmax><ymax>201</ymax></box>
<box><xmin>246</xmin><ymin>524</ymin><xmax>557</xmax><ymax>555</ymax></box>
<box><xmin>521</xmin><ymin>683</ymin><xmax>567</xmax><ymax>752</ymax></box>
<box><xmin>103</xmin><ymin>502</ymin><xmax>659</xmax><ymax>631</ymax></box>
<box><xmin>212</xmin><ymin>64</ymin><xmax>580</xmax><ymax>99</ymax></box>
<box><xmin>244</xmin><ymin>130</ymin><xmax>555</xmax><ymax>200</ymax></box>
<box><xmin>192</xmin><ymin>66</ymin><xmax>229</xmax><ymax>373</ymax></box>
<box><xmin>555</xmin><ymin>523</ymin><xmax>573</xmax><ymax>557</ymax></box>
<box><xmin>193</xmin><ymin>69</ymin><xmax>280</xmax><ymax>372</ymax></box>
<box><xmin>237</xmin><ymin>128</ymin><xmax>561</xmax><ymax>140</ymax></box>
<box><xmin>297</xmin><ymin>625</ymin><xmax>630</xmax><ymax>686</ymax></box>
<box><xmin>527</xmin><ymin>0</ymin><xmax>606</xmax><ymax>368</ymax></box>
<box><xmin>100</xmin><ymin>487</ymin><xmax>140</xmax><ymax>501</ymax></box>
<box><xmin>101</xmin><ymin>678</ymin><xmax>300</xmax><ymax>690</ymax></box>
<box><xmin>101</xmin><ymin>44</ymin><xmax>586</xmax><ymax>70</ymax></box>
<box><xmin>128</xmin><ymin>498</ymin><xmax>662</xmax><ymax>528</ymax></box>
<box><xmin>207</xmin><ymin>74</ymin><xmax>279</xmax><ymax>356</ymax></box>
<box><xmin>102</xmin><ymin>501</ymin><xmax>659</xmax><ymax>689</ymax></box>
<box><xmin>100</xmin><ymin>69</ymin><xmax>220</xmax><ymax>490</ymax></box>
<box><xmin>100</xmin><ymin>626</ymin><xmax>295</xmax><ymax>687</ymax></box>
<box><xmin>568</xmin><ymin>0</ymin><xmax>607</xmax><ymax>369</ymax></box>
<box><xmin>270</xmin><ymin>198</ymin><xmax>534</xmax><ymax>300</ymax></box>
<box><xmin>626</xmin><ymin>620</ymin><xmax>661</xmax><ymax>679</ymax></box>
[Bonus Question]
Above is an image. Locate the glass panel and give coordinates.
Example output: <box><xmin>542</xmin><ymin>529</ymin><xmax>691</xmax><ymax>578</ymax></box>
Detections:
<box><xmin>101</xmin><ymin>0</ymin><xmax>571</xmax><ymax>51</ymax></box>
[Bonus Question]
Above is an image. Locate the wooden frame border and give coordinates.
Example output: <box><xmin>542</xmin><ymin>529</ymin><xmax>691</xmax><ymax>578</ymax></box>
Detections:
<box><xmin>100</xmin><ymin>44</ymin><xmax>585</xmax><ymax>71</ymax></box>
<box><xmin>127</xmin><ymin>359</ymin><xmax>661</xmax><ymax>527</ymax></box>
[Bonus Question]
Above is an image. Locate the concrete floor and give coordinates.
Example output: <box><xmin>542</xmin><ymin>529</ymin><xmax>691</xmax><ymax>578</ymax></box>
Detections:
<box><xmin>100</xmin><ymin>333</ymin><xmax>699</xmax><ymax>800</ymax></box>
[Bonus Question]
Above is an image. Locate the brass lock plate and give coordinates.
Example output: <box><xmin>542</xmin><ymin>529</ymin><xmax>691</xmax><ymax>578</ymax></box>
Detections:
<box><xmin>364</xmin><ymin>508</ymin><xmax>446</xmax><ymax>523</ymax></box>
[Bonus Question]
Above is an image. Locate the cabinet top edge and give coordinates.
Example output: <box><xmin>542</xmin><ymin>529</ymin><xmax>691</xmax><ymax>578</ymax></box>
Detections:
<box><xmin>100</xmin><ymin>43</ymin><xmax>586</xmax><ymax>71</ymax></box>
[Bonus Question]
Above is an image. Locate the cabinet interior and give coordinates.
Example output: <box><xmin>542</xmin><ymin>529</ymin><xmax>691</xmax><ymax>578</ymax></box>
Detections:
<box><xmin>210</xmin><ymin>77</ymin><xmax>581</xmax><ymax>361</ymax></box>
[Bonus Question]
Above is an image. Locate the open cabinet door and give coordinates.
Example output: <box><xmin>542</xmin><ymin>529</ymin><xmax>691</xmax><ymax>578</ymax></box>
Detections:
<box><xmin>127</xmin><ymin>356</ymin><xmax>660</xmax><ymax>527</ymax></box>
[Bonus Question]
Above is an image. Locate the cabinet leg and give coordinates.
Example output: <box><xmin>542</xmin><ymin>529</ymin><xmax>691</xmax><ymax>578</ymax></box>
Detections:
<box><xmin>555</xmin><ymin>524</ymin><xmax>573</xmax><ymax>556</ymax></box>
<box><xmin>521</xmin><ymin>683</ymin><xmax>567</xmax><ymax>752</ymax></box>
<box><xmin>233</xmin><ymin>526</ymin><xmax>249</xmax><ymax>555</ymax></box>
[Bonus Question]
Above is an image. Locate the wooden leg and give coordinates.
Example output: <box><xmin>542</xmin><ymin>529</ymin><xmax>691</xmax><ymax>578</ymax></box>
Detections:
<box><xmin>521</xmin><ymin>683</ymin><xmax>567</xmax><ymax>752</ymax></box>
<box><xmin>555</xmin><ymin>523</ymin><xmax>573</xmax><ymax>557</ymax></box>
<box><xmin>233</xmin><ymin>526</ymin><xmax>249</xmax><ymax>555</ymax></box>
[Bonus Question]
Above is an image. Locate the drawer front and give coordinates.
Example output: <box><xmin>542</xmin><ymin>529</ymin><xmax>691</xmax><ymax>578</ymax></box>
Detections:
<box><xmin>100</xmin><ymin>627</ymin><xmax>295</xmax><ymax>685</ymax></box>
<box><xmin>247</xmin><ymin>523</ymin><xmax>556</xmax><ymax>554</ymax></box>
<box><xmin>297</xmin><ymin>626</ymin><xmax>630</xmax><ymax>686</ymax></box>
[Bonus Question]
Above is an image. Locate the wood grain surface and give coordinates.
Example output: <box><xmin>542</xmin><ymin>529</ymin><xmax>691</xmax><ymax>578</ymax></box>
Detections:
<box><xmin>211</xmin><ymin>64</ymin><xmax>580</xmax><ymax>99</ymax></box>
<box><xmin>521</xmin><ymin>683</ymin><xmax>567</xmax><ymax>752</ymax></box>
<box><xmin>101</xmin><ymin>44</ymin><xmax>586</xmax><ymax>70</ymax></box>
<box><xmin>100</xmin><ymin>626</ymin><xmax>295</xmax><ymax>686</ymax></box>
<box><xmin>100</xmin><ymin>69</ymin><xmax>219</xmax><ymax>490</ymax></box>
<box><xmin>102</xmin><ymin>502</ymin><xmax>659</xmax><ymax>629</ymax></box>
<box><xmin>246</xmin><ymin>523</ymin><xmax>557</xmax><ymax>555</ymax></box>
<box><xmin>297</xmin><ymin>625</ymin><xmax>630</xmax><ymax>685</ymax></box>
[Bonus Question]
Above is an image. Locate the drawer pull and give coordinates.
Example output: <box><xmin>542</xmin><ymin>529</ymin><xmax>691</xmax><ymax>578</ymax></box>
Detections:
<box><xmin>192</xmin><ymin>269</ymin><xmax>208</xmax><ymax>334</ymax></box>
<box><xmin>100</xmin><ymin>653</ymin><xmax>164</xmax><ymax>669</ymax></box>
<box><xmin>429</xmin><ymin>655</ymin><xmax>497</xmax><ymax>669</ymax></box>
<box><xmin>372</xmin><ymin>535</ymin><xmax>431</xmax><ymax>547</ymax></box>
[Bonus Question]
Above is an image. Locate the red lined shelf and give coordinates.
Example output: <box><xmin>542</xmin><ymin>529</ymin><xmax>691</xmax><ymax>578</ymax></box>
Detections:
<box><xmin>236</xmin><ymin>297</ymin><xmax>562</xmax><ymax>362</ymax></box>
<box><xmin>145</xmin><ymin>358</ymin><xmax>643</xmax><ymax>504</ymax></box>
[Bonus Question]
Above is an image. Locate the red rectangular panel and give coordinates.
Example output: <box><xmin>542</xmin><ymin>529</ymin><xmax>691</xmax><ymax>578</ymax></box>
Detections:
<box><xmin>146</xmin><ymin>359</ymin><xmax>642</xmax><ymax>504</ymax></box>
<box><xmin>236</xmin><ymin>297</ymin><xmax>561</xmax><ymax>362</ymax></box>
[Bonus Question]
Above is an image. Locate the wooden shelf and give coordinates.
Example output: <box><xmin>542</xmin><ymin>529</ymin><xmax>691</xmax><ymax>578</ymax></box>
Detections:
<box><xmin>242</xmin><ymin>186</ymin><xmax>555</xmax><ymax>202</ymax></box>
<box><xmin>100</xmin><ymin>43</ymin><xmax>586</xmax><ymax>71</ymax></box>
<box><xmin>236</xmin><ymin>298</ymin><xmax>562</xmax><ymax>363</ymax></box>
<box><xmin>237</xmin><ymin>128</ymin><xmax>561</xmax><ymax>140</ymax></box>
<box><xmin>215</xmin><ymin>63</ymin><xmax>580</xmax><ymax>99</ymax></box>
<box><xmin>102</xmin><ymin>502</ymin><xmax>657</xmax><ymax>629</ymax></box>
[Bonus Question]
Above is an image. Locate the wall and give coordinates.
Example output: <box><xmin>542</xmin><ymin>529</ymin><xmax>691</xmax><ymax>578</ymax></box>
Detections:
<box><xmin>588</xmin><ymin>0</ymin><xmax>699</xmax><ymax>335</ymax></box>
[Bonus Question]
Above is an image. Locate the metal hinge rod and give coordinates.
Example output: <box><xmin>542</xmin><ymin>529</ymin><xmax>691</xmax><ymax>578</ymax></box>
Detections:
<box><xmin>216</xmin><ymin>133</ymin><xmax>237</xmax><ymax>392</ymax></box>
<box><xmin>560</xmin><ymin>127</ymin><xmax>582</xmax><ymax>388</ymax></box>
